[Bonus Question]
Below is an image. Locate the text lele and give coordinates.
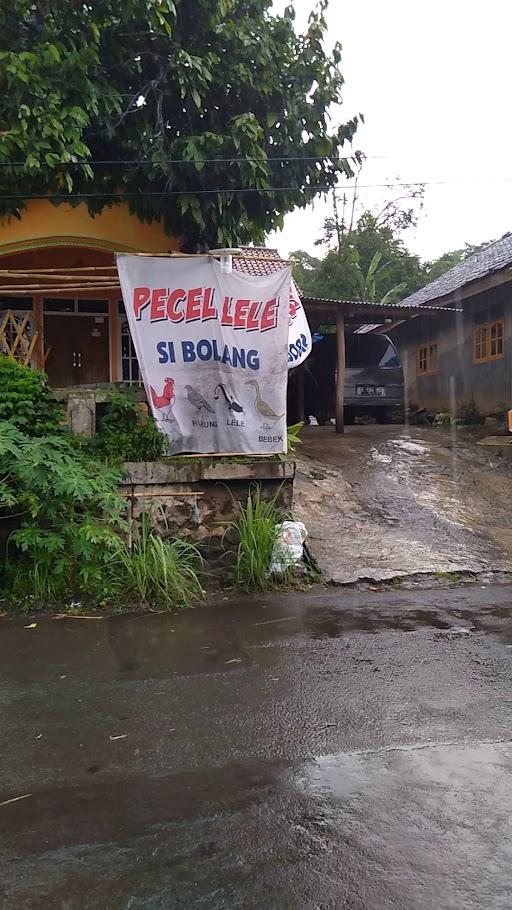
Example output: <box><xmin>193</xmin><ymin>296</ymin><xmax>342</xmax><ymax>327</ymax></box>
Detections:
<box><xmin>133</xmin><ymin>286</ymin><xmax>279</xmax><ymax>332</ymax></box>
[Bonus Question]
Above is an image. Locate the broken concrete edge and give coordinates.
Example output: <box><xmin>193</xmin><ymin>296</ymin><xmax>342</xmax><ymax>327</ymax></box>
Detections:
<box><xmin>323</xmin><ymin>569</ymin><xmax>512</xmax><ymax>590</ymax></box>
<box><xmin>120</xmin><ymin>460</ymin><xmax>295</xmax><ymax>486</ymax></box>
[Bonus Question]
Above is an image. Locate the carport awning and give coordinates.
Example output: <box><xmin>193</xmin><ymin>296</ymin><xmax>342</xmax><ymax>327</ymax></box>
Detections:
<box><xmin>298</xmin><ymin>296</ymin><xmax>461</xmax><ymax>435</ymax></box>
<box><xmin>302</xmin><ymin>296</ymin><xmax>461</xmax><ymax>327</ymax></box>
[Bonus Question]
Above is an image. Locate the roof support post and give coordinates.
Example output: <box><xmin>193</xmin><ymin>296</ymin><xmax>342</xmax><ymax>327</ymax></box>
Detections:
<box><xmin>297</xmin><ymin>363</ymin><xmax>305</xmax><ymax>424</ymax></box>
<box><xmin>335</xmin><ymin>310</ymin><xmax>345</xmax><ymax>434</ymax></box>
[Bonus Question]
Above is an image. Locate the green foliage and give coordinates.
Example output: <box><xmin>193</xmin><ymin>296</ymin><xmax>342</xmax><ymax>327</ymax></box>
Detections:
<box><xmin>292</xmin><ymin>212</ymin><xmax>426</xmax><ymax>302</ymax></box>
<box><xmin>1</xmin><ymin>422</ymin><xmax>202</xmax><ymax>609</ymax></box>
<box><xmin>112</xmin><ymin>519</ymin><xmax>204</xmax><ymax>609</ymax></box>
<box><xmin>1</xmin><ymin>421</ymin><xmax>126</xmax><ymax>606</ymax></box>
<box><xmin>356</xmin><ymin>251</ymin><xmax>407</xmax><ymax>304</ymax></box>
<box><xmin>292</xmin><ymin>208</ymin><xmax>497</xmax><ymax>305</ymax></box>
<box><xmin>1</xmin><ymin>0</ymin><xmax>360</xmax><ymax>247</ymax></box>
<box><xmin>285</xmin><ymin>422</ymin><xmax>303</xmax><ymax>457</ymax></box>
<box><xmin>457</xmin><ymin>400</ymin><xmax>484</xmax><ymax>426</ymax></box>
<box><xmin>229</xmin><ymin>486</ymin><xmax>287</xmax><ymax>591</ymax></box>
<box><xmin>0</xmin><ymin>355</ymin><xmax>64</xmax><ymax>435</ymax></box>
<box><xmin>0</xmin><ymin>372</ymin><xmax>202</xmax><ymax>611</ymax></box>
<box><xmin>92</xmin><ymin>387</ymin><xmax>165</xmax><ymax>463</ymax></box>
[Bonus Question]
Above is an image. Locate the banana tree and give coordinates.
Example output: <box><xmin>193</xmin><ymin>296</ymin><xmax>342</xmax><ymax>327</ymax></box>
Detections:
<box><xmin>357</xmin><ymin>251</ymin><xmax>407</xmax><ymax>304</ymax></box>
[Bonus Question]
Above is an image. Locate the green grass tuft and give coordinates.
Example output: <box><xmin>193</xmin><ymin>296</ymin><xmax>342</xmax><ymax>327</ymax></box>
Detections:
<box><xmin>228</xmin><ymin>485</ymin><xmax>289</xmax><ymax>592</ymax></box>
<box><xmin>112</xmin><ymin>519</ymin><xmax>205</xmax><ymax>609</ymax></box>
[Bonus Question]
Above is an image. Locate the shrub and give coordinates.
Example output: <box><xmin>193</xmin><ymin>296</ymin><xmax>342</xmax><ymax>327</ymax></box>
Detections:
<box><xmin>457</xmin><ymin>400</ymin><xmax>484</xmax><ymax>426</ymax></box>
<box><xmin>1</xmin><ymin>423</ymin><xmax>205</xmax><ymax>610</ymax></box>
<box><xmin>0</xmin><ymin>355</ymin><xmax>64</xmax><ymax>436</ymax></box>
<box><xmin>1</xmin><ymin>421</ymin><xmax>126</xmax><ymax>606</ymax></box>
<box><xmin>0</xmin><ymin>365</ymin><xmax>204</xmax><ymax>610</ymax></box>
<box><xmin>228</xmin><ymin>486</ymin><xmax>287</xmax><ymax>592</ymax></box>
<box><xmin>92</xmin><ymin>386</ymin><xmax>166</xmax><ymax>462</ymax></box>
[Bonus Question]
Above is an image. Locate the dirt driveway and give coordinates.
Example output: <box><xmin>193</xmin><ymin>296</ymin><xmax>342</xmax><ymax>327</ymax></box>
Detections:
<box><xmin>294</xmin><ymin>425</ymin><xmax>512</xmax><ymax>584</ymax></box>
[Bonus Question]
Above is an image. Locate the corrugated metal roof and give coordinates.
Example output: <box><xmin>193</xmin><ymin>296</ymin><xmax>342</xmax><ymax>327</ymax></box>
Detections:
<box><xmin>302</xmin><ymin>296</ymin><xmax>460</xmax><ymax>312</ymax></box>
<box><xmin>400</xmin><ymin>232</ymin><xmax>512</xmax><ymax>307</ymax></box>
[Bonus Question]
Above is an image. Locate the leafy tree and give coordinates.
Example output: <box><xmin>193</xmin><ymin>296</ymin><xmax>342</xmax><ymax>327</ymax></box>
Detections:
<box><xmin>0</xmin><ymin>0</ymin><xmax>360</xmax><ymax>248</ymax></box>
<box><xmin>292</xmin><ymin>211</ymin><xmax>426</xmax><ymax>301</ymax></box>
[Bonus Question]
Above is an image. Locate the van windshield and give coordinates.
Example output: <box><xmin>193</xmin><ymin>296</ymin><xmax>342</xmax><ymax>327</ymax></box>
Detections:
<box><xmin>345</xmin><ymin>335</ymin><xmax>400</xmax><ymax>368</ymax></box>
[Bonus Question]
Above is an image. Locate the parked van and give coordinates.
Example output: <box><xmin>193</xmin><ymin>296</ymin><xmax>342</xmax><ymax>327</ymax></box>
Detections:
<box><xmin>297</xmin><ymin>332</ymin><xmax>404</xmax><ymax>424</ymax></box>
<box><xmin>344</xmin><ymin>333</ymin><xmax>404</xmax><ymax>422</ymax></box>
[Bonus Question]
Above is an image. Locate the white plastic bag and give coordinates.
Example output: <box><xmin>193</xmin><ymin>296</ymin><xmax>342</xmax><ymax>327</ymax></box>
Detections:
<box><xmin>270</xmin><ymin>521</ymin><xmax>308</xmax><ymax>574</ymax></box>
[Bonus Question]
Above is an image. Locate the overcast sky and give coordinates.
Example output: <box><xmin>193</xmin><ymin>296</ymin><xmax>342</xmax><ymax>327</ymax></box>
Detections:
<box><xmin>268</xmin><ymin>0</ymin><xmax>512</xmax><ymax>262</ymax></box>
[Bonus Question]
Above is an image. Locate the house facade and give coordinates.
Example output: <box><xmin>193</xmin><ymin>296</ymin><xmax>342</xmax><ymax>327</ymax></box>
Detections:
<box><xmin>0</xmin><ymin>200</ymin><xmax>179</xmax><ymax>388</ymax></box>
<box><xmin>390</xmin><ymin>234</ymin><xmax>512</xmax><ymax>416</ymax></box>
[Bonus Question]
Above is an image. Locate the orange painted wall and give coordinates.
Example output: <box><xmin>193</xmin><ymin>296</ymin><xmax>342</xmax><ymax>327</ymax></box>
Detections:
<box><xmin>0</xmin><ymin>201</ymin><xmax>179</xmax><ymax>384</ymax></box>
<box><xmin>0</xmin><ymin>200</ymin><xmax>179</xmax><ymax>257</ymax></box>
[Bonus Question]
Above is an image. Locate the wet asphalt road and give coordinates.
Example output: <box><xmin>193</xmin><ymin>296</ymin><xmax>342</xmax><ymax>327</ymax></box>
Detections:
<box><xmin>3</xmin><ymin>585</ymin><xmax>512</xmax><ymax>909</ymax></box>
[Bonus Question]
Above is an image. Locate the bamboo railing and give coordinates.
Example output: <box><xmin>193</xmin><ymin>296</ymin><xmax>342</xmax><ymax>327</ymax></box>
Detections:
<box><xmin>0</xmin><ymin>309</ymin><xmax>50</xmax><ymax>370</ymax></box>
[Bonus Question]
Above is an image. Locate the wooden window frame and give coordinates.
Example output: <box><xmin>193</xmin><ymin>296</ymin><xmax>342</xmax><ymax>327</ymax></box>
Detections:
<box><xmin>489</xmin><ymin>320</ymin><xmax>504</xmax><ymax>360</ymax></box>
<box><xmin>417</xmin><ymin>342</ymin><xmax>438</xmax><ymax>376</ymax></box>
<box><xmin>473</xmin><ymin>320</ymin><xmax>504</xmax><ymax>363</ymax></box>
<box><xmin>119</xmin><ymin>315</ymin><xmax>142</xmax><ymax>385</ymax></box>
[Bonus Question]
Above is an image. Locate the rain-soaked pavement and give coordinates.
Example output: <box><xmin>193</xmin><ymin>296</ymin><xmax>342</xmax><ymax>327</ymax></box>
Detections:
<box><xmin>295</xmin><ymin>425</ymin><xmax>512</xmax><ymax>584</ymax></box>
<box><xmin>3</xmin><ymin>584</ymin><xmax>512</xmax><ymax>909</ymax></box>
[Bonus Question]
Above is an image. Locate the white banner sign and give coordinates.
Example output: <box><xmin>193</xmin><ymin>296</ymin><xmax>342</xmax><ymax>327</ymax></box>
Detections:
<box><xmin>117</xmin><ymin>255</ymin><xmax>292</xmax><ymax>455</ymax></box>
<box><xmin>287</xmin><ymin>278</ymin><xmax>311</xmax><ymax>369</ymax></box>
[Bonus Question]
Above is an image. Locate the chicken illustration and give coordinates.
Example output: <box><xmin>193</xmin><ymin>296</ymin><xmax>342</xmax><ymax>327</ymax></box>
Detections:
<box><xmin>289</xmin><ymin>298</ymin><xmax>300</xmax><ymax>322</ymax></box>
<box><xmin>150</xmin><ymin>377</ymin><xmax>175</xmax><ymax>422</ymax></box>
<box><xmin>184</xmin><ymin>384</ymin><xmax>215</xmax><ymax>413</ymax></box>
<box><xmin>214</xmin><ymin>383</ymin><xmax>244</xmax><ymax>413</ymax></box>
<box><xmin>245</xmin><ymin>379</ymin><xmax>284</xmax><ymax>424</ymax></box>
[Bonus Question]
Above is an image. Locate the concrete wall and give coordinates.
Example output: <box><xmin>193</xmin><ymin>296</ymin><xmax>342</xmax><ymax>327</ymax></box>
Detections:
<box><xmin>391</xmin><ymin>284</ymin><xmax>512</xmax><ymax>415</ymax></box>
<box><xmin>120</xmin><ymin>459</ymin><xmax>295</xmax><ymax>559</ymax></box>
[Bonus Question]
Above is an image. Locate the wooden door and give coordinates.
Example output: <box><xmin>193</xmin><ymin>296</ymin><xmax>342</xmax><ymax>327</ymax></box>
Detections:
<box><xmin>44</xmin><ymin>316</ymin><xmax>110</xmax><ymax>387</ymax></box>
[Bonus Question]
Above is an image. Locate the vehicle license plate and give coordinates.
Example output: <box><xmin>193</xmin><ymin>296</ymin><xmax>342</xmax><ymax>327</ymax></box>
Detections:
<box><xmin>356</xmin><ymin>385</ymin><xmax>385</xmax><ymax>396</ymax></box>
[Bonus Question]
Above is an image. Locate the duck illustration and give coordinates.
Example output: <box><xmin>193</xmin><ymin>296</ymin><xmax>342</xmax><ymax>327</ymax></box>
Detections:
<box><xmin>214</xmin><ymin>383</ymin><xmax>244</xmax><ymax>413</ymax></box>
<box><xmin>245</xmin><ymin>379</ymin><xmax>284</xmax><ymax>424</ymax></box>
<box><xmin>184</xmin><ymin>384</ymin><xmax>215</xmax><ymax>413</ymax></box>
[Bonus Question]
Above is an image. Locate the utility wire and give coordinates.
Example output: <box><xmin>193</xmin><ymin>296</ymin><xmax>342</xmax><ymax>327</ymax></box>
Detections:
<box><xmin>1</xmin><ymin>177</ymin><xmax>512</xmax><ymax>201</ymax></box>
<box><xmin>0</xmin><ymin>187</ymin><xmax>333</xmax><ymax>199</ymax></box>
<box><xmin>0</xmin><ymin>155</ymin><xmax>379</xmax><ymax>167</ymax></box>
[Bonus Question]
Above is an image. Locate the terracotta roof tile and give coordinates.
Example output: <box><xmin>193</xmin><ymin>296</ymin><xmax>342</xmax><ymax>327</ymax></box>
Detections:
<box><xmin>233</xmin><ymin>246</ymin><xmax>288</xmax><ymax>277</ymax></box>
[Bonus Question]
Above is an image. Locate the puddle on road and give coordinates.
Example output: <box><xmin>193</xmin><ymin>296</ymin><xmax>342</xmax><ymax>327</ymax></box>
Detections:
<box><xmin>304</xmin><ymin>607</ymin><xmax>454</xmax><ymax>639</ymax></box>
<box><xmin>297</xmin><ymin>740</ymin><xmax>512</xmax><ymax>806</ymax></box>
<box><xmin>0</xmin><ymin>760</ymin><xmax>289</xmax><ymax>854</ymax></box>
<box><xmin>447</xmin><ymin>606</ymin><xmax>512</xmax><ymax>643</ymax></box>
<box><xmin>107</xmin><ymin>613</ymin><xmax>251</xmax><ymax>679</ymax></box>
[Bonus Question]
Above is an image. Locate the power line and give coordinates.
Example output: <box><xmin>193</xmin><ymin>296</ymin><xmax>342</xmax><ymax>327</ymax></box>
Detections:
<box><xmin>0</xmin><ymin>155</ymin><xmax>378</xmax><ymax>168</ymax></box>
<box><xmin>334</xmin><ymin>178</ymin><xmax>512</xmax><ymax>191</ymax></box>
<box><xmin>1</xmin><ymin>176</ymin><xmax>512</xmax><ymax>201</ymax></box>
<box><xmin>0</xmin><ymin>187</ymin><xmax>334</xmax><ymax>199</ymax></box>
